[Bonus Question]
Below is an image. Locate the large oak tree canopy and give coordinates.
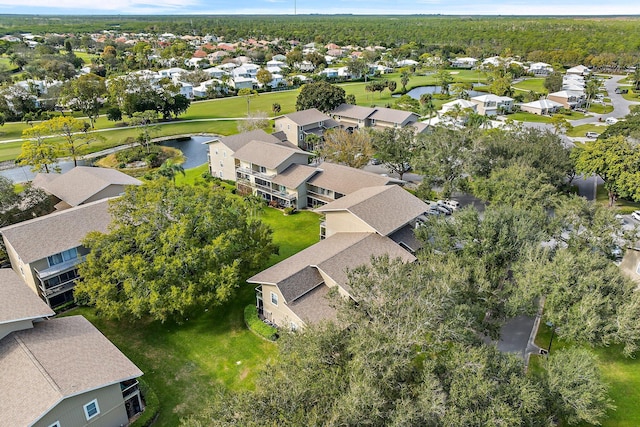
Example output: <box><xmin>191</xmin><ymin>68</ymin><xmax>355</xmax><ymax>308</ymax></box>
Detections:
<box><xmin>76</xmin><ymin>180</ymin><xmax>278</xmax><ymax>322</ymax></box>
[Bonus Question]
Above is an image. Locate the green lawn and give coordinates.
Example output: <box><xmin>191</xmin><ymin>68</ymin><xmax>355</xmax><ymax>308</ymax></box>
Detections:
<box><xmin>589</xmin><ymin>103</ymin><xmax>614</xmax><ymax>114</ymax></box>
<box><xmin>512</xmin><ymin>78</ymin><xmax>547</xmax><ymax>94</ymax></box>
<box><xmin>567</xmin><ymin>124</ymin><xmax>607</xmax><ymax>138</ymax></box>
<box><xmin>533</xmin><ymin>322</ymin><xmax>640</xmax><ymax>427</ymax></box>
<box><xmin>595</xmin><ymin>185</ymin><xmax>640</xmax><ymax>214</ymax></box>
<box><xmin>59</xmin><ymin>204</ymin><xmax>320</xmax><ymax>426</ymax></box>
<box><xmin>510</xmin><ymin>112</ymin><xmax>553</xmax><ymax>123</ymax></box>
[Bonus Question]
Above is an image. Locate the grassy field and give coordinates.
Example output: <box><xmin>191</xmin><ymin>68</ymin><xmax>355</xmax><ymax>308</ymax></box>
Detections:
<box><xmin>533</xmin><ymin>322</ymin><xmax>640</xmax><ymax>427</ymax></box>
<box><xmin>61</xmin><ymin>205</ymin><xmax>321</xmax><ymax>426</ymax></box>
<box><xmin>589</xmin><ymin>103</ymin><xmax>615</xmax><ymax>114</ymax></box>
<box><xmin>567</xmin><ymin>123</ymin><xmax>607</xmax><ymax>137</ymax></box>
<box><xmin>510</xmin><ymin>112</ymin><xmax>553</xmax><ymax>123</ymax></box>
<box><xmin>512</xmin><ymin>78</ymin><xmax>547</xmax><ymax>94</ymax></box>
<box><xmin>0</xmin><ymin>70</ymin><xmax>489</xmax><ymax>163</ymax></box>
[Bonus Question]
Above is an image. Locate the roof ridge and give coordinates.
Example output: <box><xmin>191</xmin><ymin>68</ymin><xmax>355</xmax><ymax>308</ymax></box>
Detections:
<box><xmin>13</xmin><ymin>333</ymin><xmax>62</xmax><ymax>396</ymax></box>
<box><xmin>0</xmin><ymin>197</ymin><xmax>111</xmax><ymax>232</ymax></box>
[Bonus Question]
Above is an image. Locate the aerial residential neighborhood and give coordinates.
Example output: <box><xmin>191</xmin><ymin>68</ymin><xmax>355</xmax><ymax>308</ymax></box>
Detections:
<box><xmin>2</xmin><ymin>11</ymin><xmax>640</xmax><ymax>427</ymax></box>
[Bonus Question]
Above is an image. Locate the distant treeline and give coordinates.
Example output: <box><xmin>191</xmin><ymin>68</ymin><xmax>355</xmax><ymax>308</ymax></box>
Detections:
<box><xmin>1</xmin><ymin>15</ymin><xmax>640</xmax><ymax>63</ymax></box>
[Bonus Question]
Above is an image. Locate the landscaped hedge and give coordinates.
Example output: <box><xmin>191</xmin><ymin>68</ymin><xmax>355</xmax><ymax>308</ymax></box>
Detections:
<box><xmin>244</xmin><ymin>305</ymin><xmax>278</xmax><ymax>341</ymax></box>
<box><xmin>130</xmin><ymin>378</ymin><xmax>160</xmax><ymax>427</ymax></box>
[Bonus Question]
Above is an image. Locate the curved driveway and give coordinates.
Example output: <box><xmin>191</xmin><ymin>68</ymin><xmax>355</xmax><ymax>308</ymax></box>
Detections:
<box><xmin>569</xmin><ymin>74</ymin><xmax>640</xmax><ymax>127</ymax></box>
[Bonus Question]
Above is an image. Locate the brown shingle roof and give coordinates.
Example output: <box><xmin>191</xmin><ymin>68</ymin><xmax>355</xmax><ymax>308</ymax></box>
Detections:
<box><xmin>33</xmin><ymin>167</ymin><xmax>141</xmax><ymax>207</ymax></box>
<box><xmin>331</xmin><ymin>104</ymin><xmax>375</xmax><ymax>120</ymax></box>
<box><xmin>0</xmin><ymin>316</ymin><xmax>142</xmax><ymax>426</ymax></box>
<box><xmin>288</xmin><ymin>284</ymin><xmax>338</xmax><ymax>325</ymax></box>
<box><xmin>271</xmin><ymin>164</ymin><xmax>319</xmax><ymax>189</ymax></box>
<box><xmin>248</xmin><ymin>233</ymin><xmax>371</xmax><ymax>300</ymax></box>
<box><xmin>316</xmin><ymin>233</ymin><xmax>416</xmax><ymax>294</ymax></box>
<box><xmin>0</xmin><ymin>198</ymin><xmax>112</xmax><ymax>264</ymax></box>
<box><xmin>280</xmin><ymin>108</ymin><xmax>333</xmax><ymax>126</ymax></box>
<box><xmin>0</xmin><ymin>269</ymin><xmax>54</xmax><ymax>325</ymax></box>
<box><xmin>315</xmin><ymin>185</ymin><xmax>430</xmax><ymax>236</ymax></box>
<box><xmin>307</xmin><ymin>162</ymin><xmax>396</xmax><ymax>196</ymax></box>
<box><xmin>234</xmin><ymin>140</ymin><xmax>309</xmax><ymax>170</ymax></box>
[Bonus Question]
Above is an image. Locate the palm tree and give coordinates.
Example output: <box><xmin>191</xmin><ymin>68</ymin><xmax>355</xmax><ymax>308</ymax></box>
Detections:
<box><xmin>420</xmin><ymin>93</ymin><xmax>436</xmax><ymax>125</ymax></box>
<box><xmin>632</xmin><ymin>65</ymin><xmax>640</xmax><ymax>91</ymax></box>
<box><xmin>585</xmin><ymin>79</ymin><xmax>599</xmax><ymax>109</ymax></box>
<box><xmin>157</xmin><ymin>160</ymin><xmax>185</xmax><ymax>183</ymax></box>
<box><xmin>400</xmin><ymin>70</ymin><xmax>410</xmax><ymax>92</ymax></box>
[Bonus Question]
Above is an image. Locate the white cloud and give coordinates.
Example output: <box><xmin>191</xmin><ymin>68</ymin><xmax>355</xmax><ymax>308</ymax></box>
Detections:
<box><xmin>0</xmin><ymin>0</ymin><xmax>201</xmax><ymax>13</ymax></box>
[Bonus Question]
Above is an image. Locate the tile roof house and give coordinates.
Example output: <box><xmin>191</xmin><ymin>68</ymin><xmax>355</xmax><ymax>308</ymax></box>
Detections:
<box><xmin>470</xmin><ymin>94</ymin><xmax>514</xmax><ymax>116</ymax></box>
<box><xmin>330</xmin><ymin>103</ymin><xmax>420</xmax><ymax>131</ymax></box>
<box><xmin>32</xmin><ymin>166</ymin><xmax>141</xmax><ymax>211</ymax></box>
<box><xmin>248</xmin><ymin>185</ymin><xmax>429</xmax><ymax>328</ymax></box>
<box><xmin>547</xmin><ymin>90</ymin><xmax>586</xmax><ymax>110</ymax></box>
<box><xmin>1</xmin><ymin>199</ymin><xmax>112</xmax><ymax>308</ymax></box>
<box><xmin>274</xmin><ymin>108</ymin><xmax>340</xmax><ymax>151</ymax></box>
<box><xmin>0</xmin><ymin>269</ymin><xmax>144</xmax><ymax>427</ymax></box>
<box><xmin>519</xmin><ymin>99</ymin><xmax>564</xmax><ymax>115</ymax></box>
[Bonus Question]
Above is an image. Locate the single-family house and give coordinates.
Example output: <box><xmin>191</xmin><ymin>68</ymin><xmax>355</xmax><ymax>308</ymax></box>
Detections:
<box><xmin>0</xmin><ymin>269</ymin><xmax>144</xmax><ymax>426</ymax></box>
<box><xmin>0</xmin><ymin>199</ymin><xmax>112</xmax><ymax>308</ymax></box>
<box><xmin>528</xmin><ymin>62</ymin><xmax>553</xmax><ymax>76</ymax></box>
<box><xmin>519</xmin><ymin>99</ymin><xmax>564</xmax><ymax>115</ymax></box>
<box><xmin>396</xmin><ymin>59</ymin><xmax>419</xmax><ymax>68</ymax></box>
<box><xmin>230</xmin><ymin>76</ymin><xmax>257</xmax><ymax>90</ymax></box>
<box><xmin>32</xmin><ymin>166</ymin><xmax>141</xmax><ymax>211</ymax></box>
<box><xmin>450</xmin><ymin>57</ymin><xmax>478</xmax><ymax>69</ymax></box>
<box><xmin>248</xmin><ymin>185</ymin><xmax>429</xmax><ymax>328</ymax></box>
<box><xmin>547</xmin><ymin>90</ymin><xmax>586</xmax><ymax>110</ymax></box>
<box><xmin>470</xmin><ymin>94</ymin><xmax>514</xmax><ymax>116</ymax></box>
<box><xmin>157</xmin><ymin>67</ymin><xmax>187</xmax><ymax>79</ymax></box>
<box><xmin>274</xmin><ymin>109</ymin><xmax>340</xmax><ymax>151</ymax></box>
<box><xmin>566</xmin><ymin>65</ymin><xmax>591</xmax><ymax>76</ymax></box>
<box><xmin>439</xmin><ymin>99</ymin><xmax>478</xmax><ymax>115</ymax></box>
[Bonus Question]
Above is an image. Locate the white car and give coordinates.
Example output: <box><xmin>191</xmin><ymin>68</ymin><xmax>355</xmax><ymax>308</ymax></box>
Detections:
<box><xmin>605</xmin><ymin>117</ymin><xmax>619</xmax><ymax>125</ymax></box>
<box><xmin>631</xmin><ymin>210</ymin><xmax>640</xmax><ymax>222</ymax></box>
<box><xmin>438</xmin><ymin>199</ymin><xmax>461</xmax><ymax>211</ymax></box>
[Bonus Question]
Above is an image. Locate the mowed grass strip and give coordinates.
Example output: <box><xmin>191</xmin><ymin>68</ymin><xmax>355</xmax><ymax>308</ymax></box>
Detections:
<box><xmin>60</xmin><ymin>200</ymin><xmax>320</xmax><ymax>426</ymax></box>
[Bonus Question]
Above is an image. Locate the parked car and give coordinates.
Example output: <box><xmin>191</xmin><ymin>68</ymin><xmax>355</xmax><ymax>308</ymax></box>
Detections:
<box><xmin>431</xmin><ymin>204</ymin><xmax>452</xmax><ymax>215</ymax></box>
<box><xmin>586</xmin><ymin>131</ymin><xmax>600</xmax><ymax>138</ymax></box>
<box><xmin>438</xmin><ymin>199</ymin><xmax>461</xmax><ymax>211</ymax></box>
<box><xmin>605</xmin><ymin>117</ymin><xmax>618</xmax><ymax>125</ymax></box>
<box><xmin>631</xmin><ymin>210</ymin><xmax>640</xmax><ymax>222</ymax></box>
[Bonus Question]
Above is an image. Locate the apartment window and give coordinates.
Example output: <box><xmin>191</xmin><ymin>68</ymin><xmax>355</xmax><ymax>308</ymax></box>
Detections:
<box><xmin>259</xmin><ymin>166</ymin><xmax>267</xmax><ymax>174</ymax></box>
<box><xmin>215</xmin><ymin>148</ymin><xmax>218</xmax><ymax>155</ymax></box>
<box><xmin>47</xmin><ymin>248</ymin><xmax>78</xmax><ymax>267</ymax></box>
<box><xmin>219</xmin><ymin>160</ymin><xmax>223</xmax><ymax>167</ymax></box>
<box><xmin>299</xmin><ymin>134</ymin><xmax>304</xmax><ymax>141</ymax></box>
<box><xmin>47</xmin><ymin>422</ymin><xmax>61</xmax><ymax>427</ymax></box>
<box><xmin>270</xmin><ymin>292</ymin><xmax>278</xmax><ymax>306</ymax></box>
<box><xmin>223</xmin><ymin>151</ymin><xmax>226</xmax><ymax>158</ymax></box>
<box><xmin>218</xmin><ymin>171</ymin><xmax>223</xmax><ymax>178</ymax></box>
<box><xmin>83</xmin><ymin>399</ymin><xmax>100</xmax><ymax>420</ymax></box>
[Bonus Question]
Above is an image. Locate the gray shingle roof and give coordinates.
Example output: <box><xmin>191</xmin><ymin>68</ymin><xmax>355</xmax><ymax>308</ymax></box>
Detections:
<box><xmin>316</xmin><ymin>185</ymin><xmax>430</xmax><ymax>236</ymax></box>
<box><xmin>0</xmin><ymin>198</ymin><xmax>112</xmax><ymax>264</ymax></box>
<box><xmin>307</xmin><ymin>162</ymin><xmax>396</xmax><ymax>195</ymax></box>
<box><xmin>369</xmin><ymin>107</ymin><xmax>419</xmax><ymax>124</ymax></box>
<box><xmin>33</xmin><ymin>166</ymin><xmax>141</xmax><ymax>207</ymax></box>
<box><xmin>216</xmin><ymin>129</ymin><xmax>283</xmax><ymax>152</ymax></box>
<box><xmin>281</xmin><ymin>108</ymin><xmax>333</xmax><ymax>126</ymax></box>
<box><xmin>0</xmin><ymin>269</ymin><xmax>54</xmax><ymax>325</ymax></box>
<box><xmin>234</xmin><ymin>140</ymin><xmax>309</xmax><ymax>170</ymax></box>
<box><xmin>271</xmin><ymin>164</ymin><xmax>320</xmax><ymax>189</ymax></box>
<box><xmin>331</xmin><ymin>104</ymin><xmax>375</xmax><ymax>120</ymax></box>
<box><xmin>0</xmin><ymin>315</ymin><xmax>142</xmax><ymax>426</ymax></box>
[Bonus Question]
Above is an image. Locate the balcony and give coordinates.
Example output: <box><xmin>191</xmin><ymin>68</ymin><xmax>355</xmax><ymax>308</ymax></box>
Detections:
<box><xmin>39</xmin><ymin>278</ymin><xmax>77</xmax><ymax>298</ymax></box>
<box><xmin>34</xmin><ymin>256</ymin><xmax>86</xmax><ymax>281</ymax></box>
<box><xmin>121</xmin><ymin>379</ymin><xmax>140</xmax><ymax>399</ymax></box>
<box><xmin>238</xmin><ymin>178</ymin><xmax>297</xmax><ymax>202</ymax></box>
<box><xmin>236</xmin><ymin>166</ymin><xmax>275</xmax><ymax>181</ymax></box>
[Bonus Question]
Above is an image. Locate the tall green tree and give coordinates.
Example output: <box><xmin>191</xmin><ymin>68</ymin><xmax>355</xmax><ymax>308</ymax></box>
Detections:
<box><xmin>295</xmin><ymin>81</ymin><xmax>345</xmax><ymax>113</ymax></box>
<box><xmin>371</xmin><ymin>127</ymin><xmax>416</xmax><ymax>180</ymax></box>
<box><xmin>319</xmin><ymin>128</ymin><xmax>373</xmax><ymax>169</ymax></box>
<box><xmin>435</xmin><ymin>69</ymin><xmax>454</xmax><ymax>95</ymax></box>
<box><xmin>18</xmin><ymin>125</ymin><xmax>61</xmax><ymax>173</ymax></box>
<box><xmin>60</xmin><ymin>73</ymin><xmax>106</xmax><ymax>128</ymax></box>
<box><xmin>75</xmin><ymin>180</ymin><xmax>278</xmax><ymax>322</ymax></box>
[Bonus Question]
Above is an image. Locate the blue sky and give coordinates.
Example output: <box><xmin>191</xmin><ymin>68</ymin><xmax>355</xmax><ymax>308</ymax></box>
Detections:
<box><xmin>0</xmin><ymin>0</ymin><xmax>638</xmax><ymax>16</ymax></box>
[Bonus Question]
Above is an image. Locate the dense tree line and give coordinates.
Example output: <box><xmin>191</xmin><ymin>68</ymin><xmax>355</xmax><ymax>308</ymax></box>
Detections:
<box><xmin>3</xmin><ymin>16</ymin><xmax>640</xmax><ymax>65</ymax></box>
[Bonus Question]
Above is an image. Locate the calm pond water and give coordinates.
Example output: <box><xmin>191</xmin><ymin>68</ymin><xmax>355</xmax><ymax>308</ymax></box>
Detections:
<box><xmin>0</xmin><ymin>135</ymin><xmax>214</xmax><ymax>183</ymax></box>
<box><xmin>397</xmin><ymin>85</ymin><xmax>485</xmax><ymax>99</ymax></box>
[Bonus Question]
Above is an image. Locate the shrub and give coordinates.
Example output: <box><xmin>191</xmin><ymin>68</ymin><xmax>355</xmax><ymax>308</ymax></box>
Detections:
<box><xmin>129</xmin><ymin>378</ymin><xmax>160</xmax><ymax>427</ymax></box>
<box><xmin>244</xmin><ymin>305</ymin><xmax>277</xmax><ymax>341</ymax></box>
<box><xmin>283</xmin><ymin>206</ymin><xmax>297</xmax><ymax>215</ymax></box>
